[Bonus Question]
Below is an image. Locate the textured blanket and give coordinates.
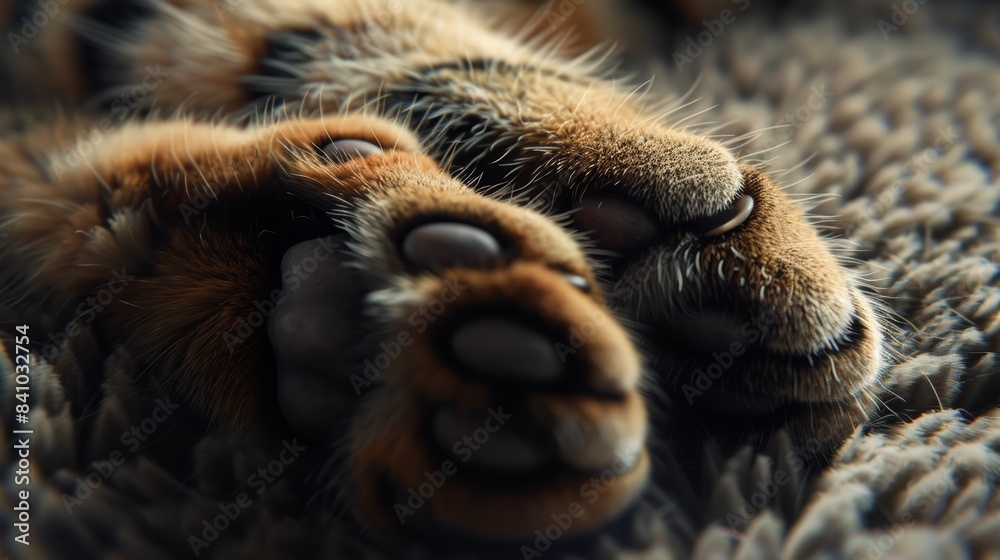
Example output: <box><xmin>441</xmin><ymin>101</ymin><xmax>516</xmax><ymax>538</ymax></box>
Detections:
<box><xmin>639</xmin><ymin>3</ymin><xmax>1000</xmax><ymax>558</ymax></box>
<box><xmin>1</xmin><ymin>1</ymin><xmax>998</xmax><ymax>559</ymax></box>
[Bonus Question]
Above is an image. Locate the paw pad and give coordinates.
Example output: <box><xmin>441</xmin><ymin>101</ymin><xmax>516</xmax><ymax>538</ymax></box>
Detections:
<box><xmin>431</xmin><ymin>405</ymin><xmax>553</xmax><ymax>474</ymax></box>
<box><xmin>403</xmin><ymin>222</ymin><xmax>501</xmax><ymax>271</ymax></box>
<box><xmin>450</xmin><ymin>317</ymin><xmax>563</xmax><ymax>384</ymax></box>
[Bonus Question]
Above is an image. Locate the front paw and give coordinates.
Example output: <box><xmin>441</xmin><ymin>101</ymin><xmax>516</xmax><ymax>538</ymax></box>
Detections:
<box><xmin>368</xmin><ymin>52</ymin><xmax>887</xmax><ymax>456</ymax></box>
<box><xmin>256</xmin><ymin>134</ymin><xmax>650</xmax><ymax>543</ymax></box>
<box><xmin>353</xmin><ymin>258</ymin><xmax>648</xmax><ymax>541</ymax></box>
<box><xmin>2</xmin><ymin>111</ymin><xmax>648</xmax><ymax>551</ymax></box>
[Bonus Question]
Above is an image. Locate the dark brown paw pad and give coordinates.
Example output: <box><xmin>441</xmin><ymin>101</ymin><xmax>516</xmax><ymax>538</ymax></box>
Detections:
<box><xmin>403</xmin><ymin>222</ymin><xmax>502</xmax><ymax>272</ymax></box>
<box><xmin>450</xmin><ymin>317</ymin><xmax>563</xmax><ymax>385</ymax></box>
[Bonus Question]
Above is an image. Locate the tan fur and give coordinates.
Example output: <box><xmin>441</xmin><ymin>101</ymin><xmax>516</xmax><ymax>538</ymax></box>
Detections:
<box><xmin>0</xmin><ymin>0</ymin><xmax>897</xmax><ymax>546</ymax></box>
<box><xmin>0</xmin><ymin>112</ymin><xmax>648</xmax><ymax>539</ymax></box>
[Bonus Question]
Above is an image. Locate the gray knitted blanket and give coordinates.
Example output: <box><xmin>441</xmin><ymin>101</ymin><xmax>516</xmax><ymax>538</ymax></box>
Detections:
<box><xmin>1</xmin><ymin>2</ymin><xmax>998</xmax><ymax>559</ymax></box>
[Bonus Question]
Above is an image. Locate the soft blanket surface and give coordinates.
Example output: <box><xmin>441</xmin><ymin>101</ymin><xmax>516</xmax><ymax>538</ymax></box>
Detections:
<box><xmin>638</xmin><ymin>3</ymin><xmax>1000</xmax><ymax>558</ymax></box>
<box><xmin>1</xmin><ymin>2</ymin><xmax>999</xmax><ymax>559</ymax></box>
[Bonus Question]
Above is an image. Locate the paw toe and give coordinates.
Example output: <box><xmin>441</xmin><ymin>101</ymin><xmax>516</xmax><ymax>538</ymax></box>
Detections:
<box><xmin>403</xmin><ymin>222</ymin><xmax>502</xmax><ymax>271</ymax></box>
<box><xmin>450</xmin><ymin>317</ymin><xmax>563</xmax><ymax>384</ymax></box>
<box><xmin>432</xmin><ymin>406</ymin><xmax>553</xmax><ymax>473</ymax></box>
